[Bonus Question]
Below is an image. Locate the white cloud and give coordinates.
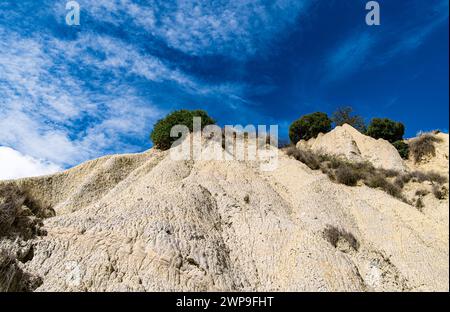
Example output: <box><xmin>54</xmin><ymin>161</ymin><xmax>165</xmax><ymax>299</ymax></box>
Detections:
<box><xmin>1</xmin><ymin>1</ymin><xmax>288</xmax><ymax>170</ymax></box>
<box><xmin>0</xmin><ymin>25</ymin><xmax>252</xmax><ymax>168</ymax></box>
<box><xmin>0</xmin><ymin>28</ymin><xmax>165</xmax><ymax>167</ymax></box>
<box><xmin>0</xmin><ymin>146</ymin><xmax>62</xmax><ymax>180</ymax></box>
<box><xmin>76</xmin><ymin>0</ymin><xmax>312</xmax><ymax>58</ymax></box>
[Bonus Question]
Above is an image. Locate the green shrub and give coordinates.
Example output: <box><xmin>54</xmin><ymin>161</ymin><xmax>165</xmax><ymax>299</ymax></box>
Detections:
<box><xmin>150</xmin><ymin>110</ymin><xmax>215</xmax><ymax>150</ymax></box>
<box><xmin>366</xmin><ymin>118</ymin><xmax>405</xmax><ymax>143</ymax></box>
<box><xmin>331</xmin><ymin>106</ymin><xmax>366</xmax><ymax>133</ymax></box>
<box><xmin>289</xmin><ymin>112</ymin><xmax>332</xmax><ymax>144</ymax></box>
<box><xmin>392</xmin><ymin>140</ymin><xmax>409</xmax><ymax>159</ymax></box>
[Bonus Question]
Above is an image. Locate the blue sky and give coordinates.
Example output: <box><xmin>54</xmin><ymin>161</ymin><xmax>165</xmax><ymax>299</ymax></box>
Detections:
<box><xmin>0</xmin><ymin>0</ymin><xmax>448</xmax><ymax>177</ymax></box>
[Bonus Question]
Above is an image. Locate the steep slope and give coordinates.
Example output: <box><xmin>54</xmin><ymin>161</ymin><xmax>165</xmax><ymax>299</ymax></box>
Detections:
<box><xmin>404</xmin><ymin>132</ymin><xmax>449</xmax><ymax>229</ymax></box>
<box><xmin>0</xmin><ymin>138</ymin><xmax>448</xmax><ymax>292</ymax></box>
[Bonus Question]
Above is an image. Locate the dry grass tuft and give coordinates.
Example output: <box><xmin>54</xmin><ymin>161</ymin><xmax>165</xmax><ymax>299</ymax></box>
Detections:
<box><xmin>335</xmin><ymin>166</ymin><xmax>360</xmax><ymax>186</ymax></box>
<box><xmin>365</xmin><ymin>174</ymin><xmax>405</xmax><ymax>201</ymax></box>
<box><xmin>409</xmin><ymin>133</ymin><xmax>443</xmax><ymax>163</ymax></box>
<box><xmin>432</xmin><ymin>185</ymin><xmax>448</xmax><ymax>200</ymax></box>
<box><xmin>323</xmin><ymin>225</ymin><xmax>360</xmax><ymax>251</ymax></box>
<box><xmin>285</xmin><ymin>146</ymin><xmax>321</xmax><ymax>170</ymax></box>
<box><xmin>285</xmin><ymin>146</ymin><xmax>447</xmax><ymax>204</ymax></box>
<box><xmin>415</xmin><ymin>197</ymin><xmax>425</xmax><ymax>211</ymax></box>
<box><xmin>415</xmin><ymin>189</ymin><xmax>430</xmax><ymax>197</ymax></box>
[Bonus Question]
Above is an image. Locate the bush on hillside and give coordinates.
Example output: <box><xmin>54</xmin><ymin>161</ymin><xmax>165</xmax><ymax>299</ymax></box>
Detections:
<box><xmin>285</xmin><ymin>146</ymin><xmax>445</xmax><ymax>203</ymax></box>
<box><xmin>323</xmin><ymin>225</ymin><xmax>359</xmax><ymax>251</ymax></box>
<box><xmin>335</xmin><ymin>166</ymin><xmax>360</xmax><ymax>186</ymax></box>
<box><xmin>331</xmin><ymin>106</ymin><xmax>366</xmax><ymax>133</ymax></box>
<box><xmin>392</xmin><ymin>140</ymin><xmax>410</xmax><ymax>160</ymax></box>
<box><xmin>366</xmin><ymin>118</ymin><xmax>405</xmax><ymax>143</ymax></box>
<box><xmin>415</xmin><ymin>197</ymin><xmax>425</xmax><ymax>211</ymax></box>
<box><xmin>284</xmin><ymin>146</ymin><xmax>321</xmax><ymax>170</ymax></box>
<box><xmin>394</xmin><ymin>170</ymin><xmax>448</xmax><ymax>187</ymax></box>
<box><xmin>150</xmin><ymin>110</ymin><xmax>215</xmax><ymax>150</ymax></box>
<box><xmin>432</xmin><ymin>185</ymin><xmax>448</xmax><ymax>200</ymax></box>
<box><xmin>415</xmin><ymin>189</ymin><xmax>430</xmax><ymax>197</ymax></box>
<box><xmin>289</xmin><ymin>112</ymin><xmax>332</xmax><ymax>144</ymax></box>
<box><xmin>409</xmin><ymin>132</ymin><xmax>443</xmax><ymax>163</ymax></box>
<box><xmin>366</xmin><ymin>174</ymin><xmax>404</xmax><ymax>199</ymax></box>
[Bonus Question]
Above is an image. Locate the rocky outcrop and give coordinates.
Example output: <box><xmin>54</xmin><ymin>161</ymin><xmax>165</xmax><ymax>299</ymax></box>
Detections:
<box><xmin>0</xmin><ymin>136</ymin><xmax>448</xmax><ymax>292</ymax></box>
<box><xmin>296</xmin><ymin>124</ymin><xmax>408</xmax><ymax>172</ymax></box>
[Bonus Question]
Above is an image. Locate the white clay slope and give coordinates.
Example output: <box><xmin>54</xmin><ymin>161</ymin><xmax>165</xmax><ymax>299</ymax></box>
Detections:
<box><xmin>0</xmin><ymin>129</ymin><xmax>448</xmax><ymax>292</ymax></box>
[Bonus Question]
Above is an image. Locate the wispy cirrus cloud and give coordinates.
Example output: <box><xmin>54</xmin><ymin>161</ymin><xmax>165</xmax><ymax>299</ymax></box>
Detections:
<box><xmin>0</xmin><ymin>28</ymin><xmax>164</xmax><ymax>167</ymax></box>
<box><xmin>324</xmin><ymin>31</ymin><xmax>376</xmax><ymax>82</ymax></box>
<box><xmin>1</xmin><ymin>0</ymin><xmax>447</xmax><ymax>180</ymax></box>
<box><xmin>74</xmin><ymin>0</ymin><xmax>312</xmax><ymax>58</ymax></box>
<box><xmin>0</xmin><ymin>7</ymin><xmax>263</xmax><ymax>172</ymax></box>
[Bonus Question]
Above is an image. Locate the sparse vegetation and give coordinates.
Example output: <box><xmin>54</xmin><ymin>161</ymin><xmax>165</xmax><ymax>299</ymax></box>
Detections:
<box><xmin>394</xmin><ymin>170</ymin><xmax>448</xmax><ymax>186</ymax></box>
<box><xmin>415</xmin><ymin>189</ymin><xmax>430</xmax><ymax>197</ymax></box>
<box><xmin>415</xmin><ymin>197</ymin><xmax>425</xmax><ymax>211</ymax></box>
<box><xmin>289</xmin><ymin>112</ymin><xmax>332</xmax><ymax>144</ymax></box>
<box><xmin>366</xmin><ymin>118</ymin><xmax>405</xmax><ymax>143</ymax></box>
<box><xmin>284</xmin><ymin>146</ymin><xmax>321</xmax><ymax>170</ymax></box>
<box><xmin>414</xmin><ymin>189</ymin><xmax>429</xmax><ymax>212</ymax></box>
<box><xmin>365</xmin><ymin>174</ymin><xmax>404</xmax><ymax>200</ymax></box>
<box><xmin>409</xmin><ymin>132</ymin><xmax>443</xmax><ymax>163</ymax></box>
<box><xmin>323</xmin><ymin>225</ymin><xmax>360</xmax><ymax>251</ymax></box>
<box><xmin>150</xmin><ymin>110</ymin><xmax>215</xmax><ymax>150</ymax></box>
<box><xmin>331</xmin><ymin>106</ymin><xmax>366</xmax><ymax>133</ymax></box>
<box><xmin>335</xmin><ymin>166</ymin><xmax>360</xmax><ymax>186</ymax></box>
<box><xmin>285</xmin><ymin>146</ymin><xmax>447</xmax><ymax>203</ymax></box>
<box><xmin>0</xmin><ymin>183</ymin><xmax>49</xmax><ymax>239</ymax></box>
<box><xmin>392</xmin><ymin>140</ymin><xmax>410</xmax><ymax>159</ymax></box>
<box><xmin>432</xmin><ymin>185</ymin><xmax>448</xmax><ymax>200</ymax></box>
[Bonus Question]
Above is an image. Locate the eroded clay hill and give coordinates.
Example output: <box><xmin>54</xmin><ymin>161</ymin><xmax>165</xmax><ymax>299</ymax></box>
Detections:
<box><xmin>0</xmin><ymin>129</ymin><xmax>448</xmax><ymax>292</ymax></box>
